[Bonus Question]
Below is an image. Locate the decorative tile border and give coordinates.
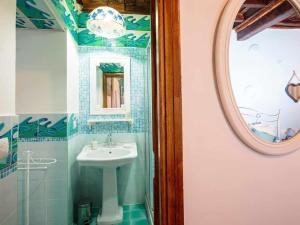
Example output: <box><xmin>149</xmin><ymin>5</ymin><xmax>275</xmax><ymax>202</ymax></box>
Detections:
<box><xmin>50</xmin><ymin>0</ymin><xmax>79</xmax><ymax>42</ymax></box>
<box><xmin>78</xmin><ymin>13</ymin><xmax>151</xmax><ymax>31</ymax></box>
<box><xmin>65</xmin><ymin>0</ymin><xmax>80</xmax><ymax>24</ymax></box>
<box><xmin>18</xmin><ymin>113</ymin><xmax>79</xmax><ymax>142</ymax></box>
<box><xmin>77</xmin><ymin>13</ymin><xmax>150</xmax><ymax>47</ymax></box>
<box><xmin>0</xmin><ymin>113</ymin><xmax>79</xmax><ymax>177</ymax></box>
<box><xmin>17</xmin><ymin>0</ymin><xmax>54</xmax><ymax>20</ymax></box>
<box><xmin>16</xmin><ymin>0</ymin><xmax>62</xmax><ymax>30</ymax></box>
<box><xmin>0</xmin><ymin>116</ymin><xmax>18</xmax><ymax>178</ymax></box>
<box><xmin>19</xmin><ymin>114</ymin><xmax>67</xmax><ymax>139</ymax></box>
<box><xmin>125</xmin><ymin>15</ymin><xmax>151</xmax><ymax>31</ymax></box>
<box><xmin>0</xmin><ymin>163</ymin><xmax>17</xmax><ymax>180</ymax></box>
<box><xmin>16</xmin><ymin>1</ymin><xmax>151</xmax><ymax>48</ymax></box>
<box><xmin>18</xmin><ymin>137</ymin><xmax>68</xmax><ymax>142</ymax></box>
<box><xmin>78</xmin><ymin>29</ymin><xmax>150</xmax><ymax>48</ymax></box>
<box><xmin>30</xmin><ymin>18</ymin><xmax>62</xmax><ymax>30</ymax></box>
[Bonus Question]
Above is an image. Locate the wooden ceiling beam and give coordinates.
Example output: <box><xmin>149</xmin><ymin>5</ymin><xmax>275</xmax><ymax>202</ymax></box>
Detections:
<box><xmin>273</xmin><ymin>21</ymin><xmax>300</xmax><ymax>27</ymax></box>
<box><xmin>236</xmin><ymin>0</ymin><xmax>296</xmax><ymax>40</ymax></box>
<box><xmin>243</xmin><ymin>0</ymin><xmax>268</xmax><ymax>8</ymax></box>
<box><xmin>235</xmin><ymin>13</ymin><xmax>245</xmax><ymax>22</ymax></box>
<box><xmin>79</xmin><ymin>0</ymin><xmax>150</xmax><ymax>14</ymax></box>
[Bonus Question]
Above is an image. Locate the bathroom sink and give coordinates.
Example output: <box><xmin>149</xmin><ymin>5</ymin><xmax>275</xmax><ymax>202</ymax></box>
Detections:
<box><xmin>76</xmin><ymin>143</ymin><xmax>137</xmax><ymax>168</ymax></box>
<box><xmin>77</xmin><ymin>142</ymin><xmax>138</xmax><ymax>225</ymax></box>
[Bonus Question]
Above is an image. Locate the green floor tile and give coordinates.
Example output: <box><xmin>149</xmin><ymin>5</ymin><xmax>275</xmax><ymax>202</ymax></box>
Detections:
<box><xmin>123</xmin><ymin>211</ymin><xmax>130</xmax><ymax>220</ymax></box>
<box><xmin>130</xmin><ymin>218</ymin><xmax>149</xmax><ymax>225</ymax></box>
<box><xmin>130</xmin><ymin>210</ymin><xmax>147</xmax><ymax>220</ymax></box>
<box><xmin>117</xmin><ymin>220</ymin><xmax>131</xmax><ymax>225</ymax></box>
<box><xmin>75</xmin><ymin>204</ymin><xmax>149</xmax><ymax>225</ymax></box>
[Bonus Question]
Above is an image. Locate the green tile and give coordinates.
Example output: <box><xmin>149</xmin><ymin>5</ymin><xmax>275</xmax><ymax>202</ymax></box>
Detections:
<box><xmin>123</xmin><ymin>205</ymin><xmax>130</xmax><ymax>211</ymax></box>
<box><xmin>125</xmin><ymin>204</ymin><xmax>145</xmax><ymax>211</ymax></box>
<box><xmin>130</xmin><ymin>218</ymin><xmax>149</xmax><ymax>225</ymax></box>
<box><xmin>117</xmin><ymin>220</ymin><xmax>131</xmax><ymax>225</ymax></box>
<box><xmin>84</xmin><ymin>204</ymin><xmax>149</xmax><ymax>225</ymax></box>
<box><xmin>130</xmin><ymin>210</ymin><xmax>147</xmax><ymax>220</ymax></box>
<box><xmin>123</xmin><ymin>211</ymin><xmax>130</xmax><ymax>220</ymax></box>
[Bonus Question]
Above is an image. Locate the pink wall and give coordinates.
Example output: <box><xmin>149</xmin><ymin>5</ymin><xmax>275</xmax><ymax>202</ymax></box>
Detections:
<box><xmin>180</xmin><ymin>1</ymin><xmax>300</xmax><ymax>225</ymax></box>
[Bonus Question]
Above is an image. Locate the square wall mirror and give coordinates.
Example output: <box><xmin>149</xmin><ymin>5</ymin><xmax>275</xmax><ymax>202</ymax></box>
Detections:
<box><xmin>90</xmin><ymin>56</ymin><xmax>131</xmax><ymax>115</ymax></box>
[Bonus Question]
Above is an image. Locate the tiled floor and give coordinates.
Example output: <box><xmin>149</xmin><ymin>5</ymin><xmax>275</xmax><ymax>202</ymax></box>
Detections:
<box><xmin>76</xmin><ymin>204</ymin><xmax>149</xmax><ymax>225</ymax></box>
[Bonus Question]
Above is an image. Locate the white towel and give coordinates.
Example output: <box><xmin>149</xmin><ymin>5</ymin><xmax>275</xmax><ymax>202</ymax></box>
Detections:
<box><xmin>0</xmin><ymin>138</ymin><xmax>9</xmax><ymax>160</ymax></box>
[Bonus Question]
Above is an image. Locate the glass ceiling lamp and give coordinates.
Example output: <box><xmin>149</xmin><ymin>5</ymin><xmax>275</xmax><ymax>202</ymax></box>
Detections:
<box><xmin>87</xmin><ymin>6</ymin><xmax>126</xmax><ymax>39</ymax></box>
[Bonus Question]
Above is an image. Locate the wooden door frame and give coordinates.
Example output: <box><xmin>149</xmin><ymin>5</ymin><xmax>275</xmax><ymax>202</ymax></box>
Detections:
<box><xmin>151</xmin><ymin>0</ymin><xmax>184</xmax><ymax>225</ymax></box>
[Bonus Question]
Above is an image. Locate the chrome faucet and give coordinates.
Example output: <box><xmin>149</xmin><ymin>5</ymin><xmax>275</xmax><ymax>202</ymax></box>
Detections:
<box><xmin>107</xmin><ymin>132</ymin><xmax>113</xmax><ymax>147</ymax></box>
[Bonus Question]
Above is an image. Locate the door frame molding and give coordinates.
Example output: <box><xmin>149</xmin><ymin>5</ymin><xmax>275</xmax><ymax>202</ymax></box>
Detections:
<box><xmin>152</xmin><ymin>0</ymin><xmax>184</xmax><ymax>225</ymax></box>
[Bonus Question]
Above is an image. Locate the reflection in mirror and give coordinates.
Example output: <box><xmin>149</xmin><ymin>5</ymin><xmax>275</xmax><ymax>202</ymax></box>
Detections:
<box><xmin>97</xmin><ymin>63</ymin><xmax>125</xmax><ymax>109</ymax></box>
<box><xmin>230</xmin><ymin>0</ymin><xmax>300</xmax><ymax>143</ymax></box>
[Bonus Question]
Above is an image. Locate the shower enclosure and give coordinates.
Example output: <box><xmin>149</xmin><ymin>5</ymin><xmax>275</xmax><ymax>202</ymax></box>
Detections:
<box><xmin>145</xmin><ymin>46</ymin><xmax>155</xmax><ymax>223</ymax></box>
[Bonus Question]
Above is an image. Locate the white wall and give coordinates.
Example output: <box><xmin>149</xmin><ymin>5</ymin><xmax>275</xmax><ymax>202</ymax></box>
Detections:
<box><xmin>181</xmin><ymin>1</ymin><xmax>300</xmax><ymax>225</ymax></box>
<box><xmin>0</xmin><ymin>1</ymin><xmax>17</xmax><ymax>225</ymax></box>
<box><xmin>16</xmin><ymin>29</ymin><xmax>67</xmax><ymax>114</ymax></box>
<box><xmin>0</xmin><ymin>0</ymin><xmax>16</xmax><ymax>115</ymax></box>
<box><xmin>67</xmin><ymin>32</ymin><xmax>79</xmax><ymax>113</ymax></box>
<box><xmin>230</xmin><ymin>29</ymin><xmax>300</xmax><ymax>134</ymax></box>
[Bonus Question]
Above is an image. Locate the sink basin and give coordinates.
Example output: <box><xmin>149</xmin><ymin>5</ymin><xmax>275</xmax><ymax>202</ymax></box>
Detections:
<box><xmin>76</xmin><ymin>142</ymin><xmax>138</xmax><ymax>225</ymax></box>
<box><xmin>77</xmin><ymin>143</ymin><xmax>137</xmax><ymax>168</ymax></box>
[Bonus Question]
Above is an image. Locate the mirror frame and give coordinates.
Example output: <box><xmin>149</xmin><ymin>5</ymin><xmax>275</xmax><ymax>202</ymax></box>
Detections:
<box><xmin>90</xmin><ymin>56</ymin><xmax>131</xmax><ymax>115</ymax></box>
<box><xmin>214</xmin><ymin>0</ymin><xmax>300</xmax><ymax>155</ymax></box>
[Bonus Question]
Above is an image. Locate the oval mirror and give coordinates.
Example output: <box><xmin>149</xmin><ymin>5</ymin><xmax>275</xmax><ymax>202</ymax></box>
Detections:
<box><xmin>215</xmin><ymin>0</ymin><xmax>300</xmax><ymax>155</ymax></box>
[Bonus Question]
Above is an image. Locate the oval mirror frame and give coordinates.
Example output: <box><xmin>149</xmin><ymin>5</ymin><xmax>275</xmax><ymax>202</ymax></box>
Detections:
<box><xmin>215</xmin><ymin>0</ymin><xmax>300</xmax><ymax>155</ymax></box>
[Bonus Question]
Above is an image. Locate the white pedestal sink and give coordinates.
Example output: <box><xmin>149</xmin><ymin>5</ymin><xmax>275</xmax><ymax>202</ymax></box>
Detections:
<box><xmin>77</xmin><ymin>143</ymin><xmax>137</xmax><ymax>225</ymax></box>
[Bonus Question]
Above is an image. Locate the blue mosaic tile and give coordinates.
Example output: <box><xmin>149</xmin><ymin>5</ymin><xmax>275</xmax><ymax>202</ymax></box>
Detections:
<box><xmin>79</xmin><ymin>47</ymin><xmax>150</xmax><ymax>134</ymax></box>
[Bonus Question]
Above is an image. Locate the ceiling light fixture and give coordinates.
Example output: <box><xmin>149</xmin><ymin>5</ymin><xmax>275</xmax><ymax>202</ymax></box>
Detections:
<box><xmin>87</xmin><ymin>6</ymin><xmax>126</xmax><ymax>39</ymax></box>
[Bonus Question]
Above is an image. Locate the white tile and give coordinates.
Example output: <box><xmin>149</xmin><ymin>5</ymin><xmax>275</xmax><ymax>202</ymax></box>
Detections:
<box><xmin>0</xmin><ymin>174</ymin><xmax>17</xmax><ymax>225</ymax></box>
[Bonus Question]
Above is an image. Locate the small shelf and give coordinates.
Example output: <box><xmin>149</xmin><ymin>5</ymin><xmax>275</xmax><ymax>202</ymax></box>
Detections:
<box><xmin>87</xmin><ymin>118</ymin><xmax>134</xmax><ymax>126</ymax></box>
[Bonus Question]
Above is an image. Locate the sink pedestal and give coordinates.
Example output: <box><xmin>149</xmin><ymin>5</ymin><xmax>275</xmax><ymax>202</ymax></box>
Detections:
<box><xmin>97</xmin><ymin>168</ymin><xmax>123</xmax><ymax>225</ymax></box>
<box><xmin>76</xmin><ymin>143</ymin><xmax>138</xmax><ymax>225</ymax></box>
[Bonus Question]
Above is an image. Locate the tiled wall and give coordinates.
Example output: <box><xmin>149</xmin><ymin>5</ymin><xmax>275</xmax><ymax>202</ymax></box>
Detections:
<box><xmin>0</xmin><ymin>174</ymin><xmax>18</xmax><ymax>225</ymax></box>
<box><xmin>18</xmin><ymin>141</ymin><xmax>69</xmax><ymax>225</ymax></box>
<box><xmin>79</xmin><ymin>46</ymin><xmax>148</xmax><ymax>134</ymax></box>
<box><xmin>75</xmin><ymin>46</ymin><xmax>150</xmax><ymax>210</ymax></box>
<box><xmin>0</xmin><ymin>115</ymin><xmax>18</xmax><ymax>225</ymax></box>
<box><xmin>15</xmin><ymin>45</ymin><xmax>151</xmax><ymax>225</ymax></box>
<box><xmin>17</xmin><ymin>113</ymin><xmax>79</xmax><ymax>225</ymax></box>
